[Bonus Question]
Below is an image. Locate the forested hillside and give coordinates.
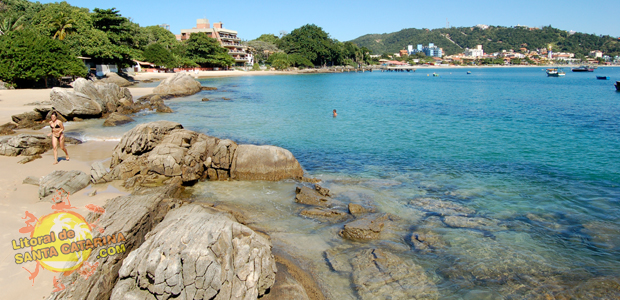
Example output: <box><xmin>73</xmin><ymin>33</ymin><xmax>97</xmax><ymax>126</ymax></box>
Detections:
<box><xmin>351</xmin><ymin>26</ymin><xmax>620</xmax><ymax>57</ymax></box>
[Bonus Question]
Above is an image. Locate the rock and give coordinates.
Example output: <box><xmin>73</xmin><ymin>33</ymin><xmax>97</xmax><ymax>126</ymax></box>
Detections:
<box><xmin>201</xmin><ymin>86</ymin><xmax>217</xmax><ymax>91</ymax></box>
<box><xmin>18</xmin><ymin>154</ymin><xmax>42</xmax><ymax>164</ymax></box>
<box><xmin>348</xmin><ymin>203</ymin><xmax>374</xmax><ymax>217</ymax></box>
<box><xmin>201</xmin><ymin>98</ymin><xmax>210</xmax><ymax>101</ymax></box>
<box><xmin>572</xmin><ymin>276</ymin><xmax>620</xmax><ymax>299</ymax></box>
<box><xmin>22</xmin><ymin>176</ymin><xmax>40</xmax><ymax>186</ymax></box>
<box><xmin>111</xmin><ymin>121</ymin><xmax>183</xmax><ymax>165</ymax></box>
<box><xmin>0</xmin><ymin>122</ymin><xmax>17</xmax><ymax>135</ymax></box>
<box><xmin>73</xmin><ymin>78</ymin><xmax>134</xmax><ymax>114</ymax></box>
<box><xmin>232</xmin><ymin>145</ymin><xmax>304</xmax><ymax>181</ymax></box>
<box><xmin>442</xmin><ymin>215</ymin><xmax>507</xmax><ymax>231</ymax></box>
<box><xmin>300</xmin><ymin>207</ymin><xmax>349</xmax><ymax>223</ymax></box>
<box><xmin>409</xmin><ymin>197</ymin><xmax>475</xmax><ymax>216</ymax></box>
<box><xmin>350</xmin><ymin>248</ymin><xmax>439</xmax><ymax>300</ymax></box>
<box><xmin>98</xmin><ymin>72</ymin><xmax>134</xmax><ymax>87</ymax></box>
<box><xmin>38</xmin><ymin>170</ymin><xmax>90</xmax><ymax>199</ymax></box>
<box><xmin>48</xmin><ymin>180</ymin><xmax>183</xmax><ymax>300</ymax></box>
<box><xmin>340</xmin><ymin>213</ymin><xmax>390</xmax><ymax>241</ymax></box>
<box><xmin>103</xmin><ymin>112</ymin><xmax>135</xmax><ymax>127</ymax></box>
<box><xmin>153</xmin><ymin>73</ymin><xmax>202</xmax><ymax>96</ymax></box>
<box><xmin>582</xmin><ymin>221</ymin><xmax>620</xmax><ymax>251</ymax></box>
<box><xmin>0</xmin><ymin>80</ymin><xmax>14</xmax><ymax>90</ymax></box>
<box><xmin>314</xmin><ymin>184</ymin><xmax>332</xmax><ymax>197</ymax></box>
<box><xmin>11</xmin><ymin>111</ymin><xmax>44</xmax><ymax>124</ymax></box>
<box><xmin>50</xmin><ymin>87</ymin><xmax>102</xmax><ymax>119</ymax></box>
<box><xmin>88</xmin><ymin>190</ymin><xmax>97</xmax><ymax>197</ymax></box>
<box><xmin>222</xmin><ymin>97</ymin><xmax>231</xmax><ymax>100</ymax></box>
<box><xmin>0</xmin><ymin>134</ymin><xmax>49</xmax><ymax>156</ymax></box>
<box><xmin>110</xmin><ymin>203</ymin><xmax>277</xmax><ymax>300</ymax></box>
<box><xmin>260</xmin><ymin>261</ymin><xmax>311</xmax><ymax>300</ymax></box>
<box><xmin>294</xmin><ymin>186</ymin><xmax>333</xmax><ymax>207</ymax></box>
<box><xmin>91</xmin><ymin>161</ymin><xmax>110</xmax><ymax>184</ymax></box>
<box><xmin>410</xmin><ymin>230</ymin><xmax>449</xmax><ymax>252</ymax></box>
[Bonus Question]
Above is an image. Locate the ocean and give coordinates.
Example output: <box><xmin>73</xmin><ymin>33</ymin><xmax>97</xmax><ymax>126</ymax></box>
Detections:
<box><xmin>68</xmin><ymin>67</ymin><xmax>620</xmax><ymax>298</ymax></box>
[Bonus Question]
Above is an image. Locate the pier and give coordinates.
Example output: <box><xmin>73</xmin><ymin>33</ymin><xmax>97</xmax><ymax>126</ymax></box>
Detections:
<box><xmin>380</xmin><ymin>66</ymin><xmax>416</xmax><ymax>72</ymax></box>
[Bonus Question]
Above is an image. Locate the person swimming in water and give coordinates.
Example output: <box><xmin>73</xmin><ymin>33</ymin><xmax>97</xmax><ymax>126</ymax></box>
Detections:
<box><xmin>47</xmin><ymin>111</ymin><xmax>69</xmax><ymax>165</ymax></box>
<box><xmin>333</xmin><ymin>109</ymin><xmax>337</xmax><ymax>117</ymax></box>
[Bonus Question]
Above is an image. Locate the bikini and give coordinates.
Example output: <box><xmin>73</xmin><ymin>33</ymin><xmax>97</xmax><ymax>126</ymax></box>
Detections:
<box><xmin>52</xmin><ymin>123</ymin><xmax>63</xmax><ymax>138</ymax></box>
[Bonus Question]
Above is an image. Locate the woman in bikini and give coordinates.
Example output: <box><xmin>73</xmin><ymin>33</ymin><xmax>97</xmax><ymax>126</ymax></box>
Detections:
<box><xmin>47</xmin><ymin>112</ymin><xmax>69</xmax><ymax>164</ymax></box>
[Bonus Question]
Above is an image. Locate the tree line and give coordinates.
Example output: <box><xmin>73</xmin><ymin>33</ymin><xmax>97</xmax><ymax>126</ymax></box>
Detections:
<box><xmin>0</xmin><ymin>0</ymin><xmax>233</xmax><ymax>87</ymax></box>
<box><xmin>351</xmin><ymin>25</ymin><xmax>620</xmax><ymax>58</ymax></box>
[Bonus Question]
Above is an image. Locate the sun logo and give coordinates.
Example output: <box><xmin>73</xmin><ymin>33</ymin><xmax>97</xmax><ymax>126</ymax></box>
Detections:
<box><xmin>13</xmin><ymin>189</ymin><xmax>107</xmax><ymax>291</ymax></box>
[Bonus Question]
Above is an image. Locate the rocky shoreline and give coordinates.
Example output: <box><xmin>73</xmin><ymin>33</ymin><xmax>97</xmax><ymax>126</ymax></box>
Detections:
<box><xmin>2</xmin><ymin>74</ymin><xmax>619</xmax><ymax>299</ymax></box>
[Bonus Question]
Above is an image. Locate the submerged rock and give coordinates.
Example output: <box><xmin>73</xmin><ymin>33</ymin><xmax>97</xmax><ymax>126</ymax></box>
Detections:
<box><xmin>153</xmin><ymin>73</ymin><xmax>202</xmax><ymax>96</ymax></box>
<box><xmin>409</xmin><ymin>197</ymin><xmax>475</xmax><ymax>216</ymax></box>
<box><xmin>38</xmin><ymin>170</ymin><xmax>90</xmax><ymax>199</ymax></box>
<box><xmin>442</xmin><ymin>215</ymin><xmax>507</xmax><ymax>231</ymax></box>
<box><xmin>351</xmin><ymin>248</ymin><xmax>439</xmax><ymax>300</ymax></box>
<box><xmin>340</xmin><ymin>213</ymin><xmax>390</xmax><ymax>241</ymax></box>
<box><xmin>294</xmin><ymin>186</ymin><xmax>336</xmax><ymax>207</ymax></box>
<box><xmin>300</xmin><ymin>207</ymin><xmax>349</xmax><ymax>223</ymax></box>
<box><xmin>111</xmin><ymin>203</ymin><xmax>277</xmax><ymax>300</ymax></box>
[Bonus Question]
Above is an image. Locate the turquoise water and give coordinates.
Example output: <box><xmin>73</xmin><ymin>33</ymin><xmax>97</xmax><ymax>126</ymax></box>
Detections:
<box><xmin>72</xmin><ymin>67</ymin><xmax>620</xmax><ymax>298</ymax></box>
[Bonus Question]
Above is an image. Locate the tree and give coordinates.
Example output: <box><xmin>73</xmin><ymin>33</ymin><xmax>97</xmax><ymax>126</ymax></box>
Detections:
<box><xmin>90</xmin><ymin>8</ymin><xmax>137</xmax><ymax>67</ymax></box>
<box><xmin>0</xmin><ymin>29</ymin><xmax>86</xmax><ymax>87</ymax></box>
<box><xmin>142</xmin><ymin>43</ymin><xmax>176</xmax><ymax>68</ymax></box>
<box><xmin>51</xmin><ymin>12</ymin><xmax>74</xmax><ymax>40</ymax></box>
<box><xmin>185</xmin><ymin>32</ymin><xmax>234</xmax><ymax>67</ymax></box>
<box><xmin>267</xmin><ymin>52</ymin><xmax>290</xmax><ymax>70</ymax></box>
<box><xmin>0</xmin><ymin>14</ymin><xmax>24</xmax><ymax>35</ymax></box>
<box><xmin>280</xmin><ymin>24</ymin><xmax>334</xmax><ymax>66</ymax></box>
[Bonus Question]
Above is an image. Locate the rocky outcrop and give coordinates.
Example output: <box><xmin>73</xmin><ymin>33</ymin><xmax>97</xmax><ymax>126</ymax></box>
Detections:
<box><xmin>294</xmin><ymin>186</ymin><xmax>340</xmax><ymax>207</ymax></box>
<box><xmin>103</xmin><ymin>112</ymin><xmax>135</xmax><ymax>127</ymax></box>
<box><xmin>0</xmin><ymin>134</ymin><xmax>82</xmax><ymax>157</ymax></box>
<box><xmin>340</xmin><ymin>213</ymin><xmax>390</xmax><ymax>241</ymax></box>
<box><xmin>50</xmin><ymin>88</ymin><xmax>103</xmax><ymax>119</ymax></box>
<box><xmin>48</xmin><ymin>180</ymin><xmax>183</xmax><ymax>300</ymax></box>
<box><xmin>300</xmin><ymin>207</ymin><xmax>350</xmax><ymax>223</ymax></box>
<box><xmin>0</xmin><ymin>80</ymin><xmax>13</xmax><ymax>90</ymax></box>
<box><xmin>73</xmin><ymin>78</ymin><xmax>133</xmax><ymax>114</ymax></box>
<box><xmin>97</xmin><ymin>72</ymin><xmax>134</xmax><ymax>87</ymax></box>
<box><xmin>111</xmin><ymin>203</ymin><xmax>277</xmax><ymax>300</ymax></box>
<box><xmin>409</xmin><ymin>197</ymin><xmax>475</xmax><ymax>216</ymax></box>
<box><xmin>91</xmin><ymin>161</ymin><xmax>111</xmax><ymax>184</ymax></box>
<box><xmin>0</xmin><ymin>122</ymin><xmax>17</xmax><ymax>135</ymax></box>
<box><xmin>38</xmin><ymin>170</ymin><xmax>90</xmax><ymax>199</ymax></box>
<box><xmin>350</xmin><ymin>248</ymin><xmax>438</xmax><ymax>300</ymax></box>
<box><xmin>231</xmin><ymin>145</ymin><xmax>304</xmax><ymax>181</ymax></box>
<box><xmin>108</xmin><ymin>121</ymin><xmax>304</xmax><ymax>185</ymax></box>
<box><xmin>153</xmin><ymin>73</ymin><xmax>202</xmax><ymax>96</ymax></box>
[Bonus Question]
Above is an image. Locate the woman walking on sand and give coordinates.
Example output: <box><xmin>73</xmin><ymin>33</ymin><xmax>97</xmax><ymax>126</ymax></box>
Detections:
<box><xmin>47</xmin><ymin>112</ymin><xmax>69</xmax><ymax>164</ymax></box>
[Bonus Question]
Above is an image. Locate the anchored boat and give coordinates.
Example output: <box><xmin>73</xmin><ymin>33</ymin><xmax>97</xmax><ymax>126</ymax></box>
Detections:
<box><xmin>615</xmin><ymin>81</ymin><xmax>620</xmax><ymax>91</ymax></box>
<box><xmin>572</xmin><ymin>65</ymin><xmax>595</xmax><ymax>72</ymax></box>
<box><xmin>597</xmin><ymin>76</ymin><xmax>610</xmax><ymax>80</ymax></box>
<box><xmin>546</xmin><ymin>68</ymin><xmax>565</xmax><ymax>77</ymax></box>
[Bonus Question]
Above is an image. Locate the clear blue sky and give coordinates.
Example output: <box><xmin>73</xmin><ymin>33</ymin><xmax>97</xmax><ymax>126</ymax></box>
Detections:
<box><xmin>40</xmin><ymin>0</ymin><xmax>619</xmax><ymax>41</ymax></box>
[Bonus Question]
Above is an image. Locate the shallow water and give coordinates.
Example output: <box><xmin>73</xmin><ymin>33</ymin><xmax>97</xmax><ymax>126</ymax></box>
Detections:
<box><xmin>71</xmin><ymin>67</ymin><xmax>620</xmax><ymax>298</ymax></box>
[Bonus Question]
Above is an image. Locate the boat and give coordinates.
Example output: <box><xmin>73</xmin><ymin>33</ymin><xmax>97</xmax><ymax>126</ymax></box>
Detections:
<box><xmin>467</xmin><ymin>71</ymin><xmax>472</xmax><ymax>74</ymax></box>
<box><xmin>596</xmin><ymin>76</ymin><xmax>610</xmax><ymax>80</ymax></box>
<box><xmin>572</xmin><ymin>65</ymin><xmax>595</xmax><ymax>72</ymax></box>
<box><xmin>616</xmin><ymin>81</ymin><xmax>620</xmax><ymax>91</ymax></box>
<box><xmin>546</xmin><ymin>68</ymin><xmax>565</xmax><ymax>77</ymax></box>
<box><xmin>433</xmin><ymin>73</ymin><xmax>439</xmax><ymax>77</ymax></box>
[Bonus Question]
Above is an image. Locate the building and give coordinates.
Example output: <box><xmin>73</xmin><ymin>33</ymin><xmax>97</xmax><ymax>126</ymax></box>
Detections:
<box><xmin>178</xmin><ymin>19</ymin><xmax>249</xmax><ymax>66</ymax></box>
<box><xmin>589</xmin><ymin>50</ymin><xmax>603</xmax><ymax>58</ymax></box>
<box><xmin>399</xmin><ymin>49</ymin><xmax>408</xmax><ymax>57</ymax></box>
<box><xmin>159</xmin><ymin>24</ymin><xmax>170</xmax><ymax>31</ymax></box>
<box><xmin>464</xmin><ymin>45</ymin><xmax>484</xmax><ymax>58</ymax></box>
<box><xmin>408</xmin><ymin>43</ymin><xmax>443</xmax><ymax>58</ymax></box>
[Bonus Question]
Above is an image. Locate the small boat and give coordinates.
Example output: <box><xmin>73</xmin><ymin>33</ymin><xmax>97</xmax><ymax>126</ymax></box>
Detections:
<box><xmin>546</xmin><ymin>68</ymin><xmax>565</xmax><ymax>77</ymax></box>
<box><xmin>433</xmin><ymin>73</ymin><xmax>439</xmax><ymax>77</ymax></box>
<box><xmin>467</xmin><ymin>71</ymin><xmax>472</xmax><ymax>74</ymax></box>
<box><xmin>572</xmin><ymin>65</ymin><xmax>595</xmax><ymax>72</ymax></box>
<box><xmin>597</xmin><ymin>76</ymin><xmax>610</xmax><ymax>80</ymax></box>
<box><xmin>616</xmin><ymin>81</ymin><xmax>620</xmax><ymax>91</ymax></box>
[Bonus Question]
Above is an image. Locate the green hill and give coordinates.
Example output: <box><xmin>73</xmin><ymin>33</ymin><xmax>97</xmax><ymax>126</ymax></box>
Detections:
<box><xmin>350</xmin><ymin>26</ymin><xmax>620</xmax><ymax>57</ymax></box>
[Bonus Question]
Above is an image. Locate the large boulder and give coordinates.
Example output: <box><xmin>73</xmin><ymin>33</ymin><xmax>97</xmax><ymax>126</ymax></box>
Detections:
<box><xmin>98</xmin><ymin>72</ymin><xmax>134</xmax><ymax>87</ymax></box>
<box><xmin>0</xmin><ymin>134</ymin><xmax>49</xmax><ymax>156</ymax></box>
<box><xmin>153</xmin><ymin>73</ymin><xmax>202</xmax><ymax>96</ymax></box>
<box><xmin>109</xmin><ymin>122</ymin><xmax>305</xmax><ymax>185</ymax></box>
<box><xmin>38</xmin><ymin>170</ymin><xmax>90</xmax><ymax>199</ymax></box>
<box><xmin>73</xmin><ymin>78</ymin><xmax>134</xmax><ymax>114</ymax></box>
<box><xmin>111</xmin><ymin>203</ymin><xmax>277</xmax><ymax>300</ymax></box>
<box><xmin>48</xmin><ymin>180</ymin><xmax>183</xmax><ymax>300</ymax></box>
<box><xmin>50</xmin><ymin>87</ymin><xmax>102</xmax><ymax>119</ymax></box>
<box><xmin>232</xmin><ymin>145</ymin><xmax>304</xmax><ymax>181</ymax></box>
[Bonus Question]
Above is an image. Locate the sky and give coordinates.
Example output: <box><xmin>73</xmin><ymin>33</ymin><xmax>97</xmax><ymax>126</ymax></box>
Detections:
<box><xmin>39</xmin><ymin>0</ymin><xmax>620</xmax><ymax>41</ymax></box>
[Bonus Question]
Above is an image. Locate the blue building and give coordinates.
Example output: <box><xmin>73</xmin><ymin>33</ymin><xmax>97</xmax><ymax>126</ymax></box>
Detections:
<box><xmin>408</xmin><ymin>43</ymin><xmax>443</xmax><ymax>58</ymax></box>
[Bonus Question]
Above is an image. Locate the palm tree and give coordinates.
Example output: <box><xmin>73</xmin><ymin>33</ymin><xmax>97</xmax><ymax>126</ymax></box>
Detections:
<box><xmin>52</xmin><ymin>12</ymin><xmax>75</xmax><ymax>41</ymax></box>
<box><xmin>0</xmin><ymin>15</ymin><xmax>25</xmax><ymax>35</ymax></box>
